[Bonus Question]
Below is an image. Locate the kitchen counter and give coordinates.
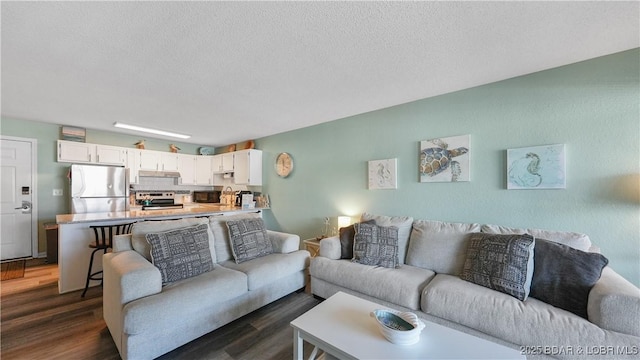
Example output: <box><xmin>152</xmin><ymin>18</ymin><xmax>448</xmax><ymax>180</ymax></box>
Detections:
<box><xmin>55</xmin><ymin>203</ymin><xmax>262</xmax><ymax>224</ymax></box>
<box><xmin>55</xmin><ymin>204</ymin><xmax>268</xmax><ymax>294</ymax></box>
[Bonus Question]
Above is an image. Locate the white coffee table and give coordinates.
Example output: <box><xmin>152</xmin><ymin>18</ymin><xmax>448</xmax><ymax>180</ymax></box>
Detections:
<box><xmin>291</xmin><ymin>291</ymin><xmax>524</xmax><ymax>360</ymax></box>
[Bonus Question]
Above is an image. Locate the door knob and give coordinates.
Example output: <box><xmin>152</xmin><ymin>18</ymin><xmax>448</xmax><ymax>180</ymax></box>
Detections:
<box><xmin>15</xmin><ymin>201</ymin><xmax>32</xmax><ymax>213</ymax></box>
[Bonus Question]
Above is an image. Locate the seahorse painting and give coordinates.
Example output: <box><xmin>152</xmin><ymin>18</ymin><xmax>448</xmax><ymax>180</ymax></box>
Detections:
<box><xmin>507</xmin><ymin>144</ymin><xmax>566</xmax><ymax>189</ymax></box>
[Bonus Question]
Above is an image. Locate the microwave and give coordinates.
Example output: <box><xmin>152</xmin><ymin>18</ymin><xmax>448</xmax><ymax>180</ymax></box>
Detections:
<box><xmin>193</xmin><ymin>191</ymin><xmax>221</xmax><ymax>203</ymax></box>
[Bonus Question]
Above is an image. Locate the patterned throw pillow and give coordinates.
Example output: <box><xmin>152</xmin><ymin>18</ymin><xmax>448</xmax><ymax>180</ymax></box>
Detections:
<box><xmin>352</xmin><ymin>222</ymin><xmax>399</xmax><ymax>268</ymax></box>
<box><xmin>530</xmin><ymin>238</ymin><xmax>608</xmax><ymax>318</ymax></box>
<box><xmin>460</xmin><ymin>233</ymin><xmax>535</xmax><ymax>301</ymax></box>
<box><xmin>146</xmin><ymin>224</ymin><xmax>214</xmax><ymax>285</ymax></box>
<box><xmin>339</xmin><ymin>220</ymin><xmax>375</xmax><ymax>259</ymax></box>
<box><xmin>226</xmin><ymin>218</ymin><xmax>273</xmax><ymax>264</ymax></box>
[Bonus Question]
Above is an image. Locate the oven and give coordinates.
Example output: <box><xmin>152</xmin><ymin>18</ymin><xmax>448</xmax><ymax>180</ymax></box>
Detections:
<box><xmin>135</xmin><ymin>192</ymin><xmax>184</xmax><ymax>210</ymax></box>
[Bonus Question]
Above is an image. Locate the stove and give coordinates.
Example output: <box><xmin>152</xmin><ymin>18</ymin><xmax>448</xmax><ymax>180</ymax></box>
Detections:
<box><xmin>136</xmin><ymin>191</ymin><xmax>184</xmax><ymax>210</ymax></box>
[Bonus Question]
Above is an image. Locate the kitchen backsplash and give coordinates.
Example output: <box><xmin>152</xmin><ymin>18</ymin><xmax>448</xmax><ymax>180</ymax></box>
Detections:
<box><xmin>131</xmin><ymin>177</ymin><xmax>212</xmax><ymax>192</ymax></box>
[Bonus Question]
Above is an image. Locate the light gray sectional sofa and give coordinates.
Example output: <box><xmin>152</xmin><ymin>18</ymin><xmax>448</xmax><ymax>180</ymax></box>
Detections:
<box><xmin>103</xmin><ymin>214</ymin><xmax>309</xmax><ymax>360</ymax></box>
<box><xmin>310</xmin><ymin>213</ymin><xmax>640</xmax><ymax>359</ymax></box>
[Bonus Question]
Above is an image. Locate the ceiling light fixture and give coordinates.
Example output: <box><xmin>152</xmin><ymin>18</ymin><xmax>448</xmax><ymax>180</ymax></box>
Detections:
<box><xmin>113</xmin><ymin>122</ymin><xmax>191</xmax><ymax>139</ymax></box>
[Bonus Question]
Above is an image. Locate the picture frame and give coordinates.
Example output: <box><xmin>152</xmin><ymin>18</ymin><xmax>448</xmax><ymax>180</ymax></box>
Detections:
<box><xmin>420</xmin><ymin>134</ymin><xmax>470</xmax><ymax>182</ymax></box>
<box><xmin>507</xmin><ymin>144</ymin><xmax>566</xmax><ymax>189</ymax></box>
<box><xmin>368</xmin><ymin>158</ymin><xmax>398</xmax><ymax>190</ymax></box>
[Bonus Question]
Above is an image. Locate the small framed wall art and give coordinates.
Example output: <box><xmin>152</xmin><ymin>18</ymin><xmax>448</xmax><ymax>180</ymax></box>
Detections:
<box><xmin>420</xmin><ymin>134</ymin><xmax>470</xmax><ymax>182</ymax></box>
<box><xmin>368</xmin><ymin>158</ymin><xmax>397</xmax><ymax>190</ymax></box>
<box><xmin>507</xmin><ymin>144</ymin><xmax>566</xmax><ymax>189</ymax></box>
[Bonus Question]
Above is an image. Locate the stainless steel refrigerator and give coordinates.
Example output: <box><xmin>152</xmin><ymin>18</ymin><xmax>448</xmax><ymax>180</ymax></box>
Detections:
<box><xmin>70</xmin><ymin>164</ymin><xmax>129</xmax><ymax>213</ymax></box>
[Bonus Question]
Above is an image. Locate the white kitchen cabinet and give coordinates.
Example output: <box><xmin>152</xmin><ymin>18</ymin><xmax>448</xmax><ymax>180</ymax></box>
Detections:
<box><xmin>178</xmin><ymin>154</ymin><xmax>196</xmax><ymax>185</ymax></box>
<box><xmin>160</xmin><ymin>153</ymin><xmax>179</xmax><ymax>171</ymax></box>
<box><xmin>195</xmin><ymin>156</ymin><xmax>213</xmax><ymax>185</ymax></box>
<box><xmin>126</xmin><ymin>150</ymin><xmax>139</xmax><ymax>184</ymax></box>
<box><xmin>212</xmin><ymin>153</ymin><xmax>234</xmax><ymax>173</ymax></box>
<box><xmin>233</xmin><ymin>149</ymin><xmax>262</xmax><ymax>185</ymax></box>
<box><xmin>57</xmin><ymin>140</ymin><xmax>95</xmax><ymax>163</ymax></box>
<box><xmin>137</xmin><ymin>150</ymin><xmax>162</xmax><ymax>171</ymax></box>
<box><xmin>95</xmin><ymin>144</ymin><xmax>126</xmax><ymax>166</ymax></box>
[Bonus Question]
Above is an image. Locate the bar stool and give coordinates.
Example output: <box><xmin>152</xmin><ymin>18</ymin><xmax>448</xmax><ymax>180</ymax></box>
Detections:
<box><xmin>81</xmin><ymin>222</ymin><xmax>134</xmax><ymax>297</ymax></box>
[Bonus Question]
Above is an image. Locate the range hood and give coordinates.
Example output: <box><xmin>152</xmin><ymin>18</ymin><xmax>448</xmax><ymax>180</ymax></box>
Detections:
<box><xmin>138</xmin><ymin>170</ymin><xmax>181</xmax><ymax>178</ymax></box>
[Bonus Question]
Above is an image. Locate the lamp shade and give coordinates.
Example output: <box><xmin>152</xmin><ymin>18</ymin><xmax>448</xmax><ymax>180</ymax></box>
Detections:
<box><xmin>338</xmin><ymin>216</ymin><xmax>351</xmax><ymax>229</ymax></box>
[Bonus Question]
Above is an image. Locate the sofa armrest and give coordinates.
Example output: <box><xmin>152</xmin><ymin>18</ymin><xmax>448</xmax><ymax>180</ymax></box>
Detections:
<box><xmin>104</xmin><ymin>250</ymin><xmax>162</xmax><ymax>305</ymax></box>
<box><xmin>587</xmin><ymin>266</ymin><xmax>640</xmax><ymax>337</ymax></box>
<box><xmin>267</xmin><ymin>230</ymin><xmax>300</xmax><ymax>254</ymax></box>
<box><xmin>319</xmin><ymin>236</ymin><xmax>341</xmax><ymax>260</ymax></box>
<box><xmin>112</xmin><ymin>234</ymin><xmax>134</xmax><ymax>252</ymax></box>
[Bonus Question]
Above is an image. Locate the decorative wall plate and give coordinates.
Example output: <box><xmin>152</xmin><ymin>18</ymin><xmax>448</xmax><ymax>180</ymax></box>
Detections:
<box><xmin>199</xmin><ymin>147</ymin><xmax>214</xmax><ymax>155</ymax></box>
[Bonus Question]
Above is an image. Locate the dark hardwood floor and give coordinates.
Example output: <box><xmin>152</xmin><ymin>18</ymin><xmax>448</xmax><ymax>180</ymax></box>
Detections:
<box><xmin>1</xmin><ymin>263</ymin><xmax>321</xmax><ymax>360</ymax></box>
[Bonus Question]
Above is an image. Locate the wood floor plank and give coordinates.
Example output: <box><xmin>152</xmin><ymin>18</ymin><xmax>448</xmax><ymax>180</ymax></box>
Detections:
<box><xmin>1</xmin><ymin>262</ymin><xmax>322</xmax><ymax>360</ymax></box>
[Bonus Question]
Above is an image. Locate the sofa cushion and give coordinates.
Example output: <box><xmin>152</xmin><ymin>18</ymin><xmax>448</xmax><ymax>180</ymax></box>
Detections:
<box><xmin>209</xmin><ymin>213</ymin><xmax>261</xmax><ymax>263</ymax></box>
<box><xmin>132</xmin><ymin>217</ymin><xmax>213</xmax><ymax>262</ymax></box>
<box><xmin>221</xmin><ymin>251</ymin><xmax>309</xmax><ymax>290</ymax></box>
<box><xmin>352</xmin><ymin>222</ymin><xmax>399</xmax><ymax>268</ymax></box>
<box><xmin>339</xmin><ymin>220</ymin><xmax>375</xmax><ymax>259</ymax></box>
<box><xmin>460</xmin><ymin>233</ymin><xmax>535</xmax><ymax>301</ymax></box>
<box><xmin>481</xmin><ymin>224</ymin><xmax>592</xmax><ymax>252</ymax></box>
<box><xmin>405</xmin><ymin>220</ymin><xmax>481</xmax><ymax>275</ymax></box>
<box><xmin>361</xmin><ymin>213</ymin><xmax>413</xmax><ymax>264</ymax></box>
<box><xmin>122</xmin><ymin>265</ymin><xmax>247</xmax><ymax>334</ymax></box>
<box><xmin>226</xmin><ymin>218</ymin><xmax>273</xmax><ymax>264</ymax></box>
<box><xmin>531</xmin><ymin>238</ymin><xmax>608</xmax><ymax>318</ymax></box>
<box><xmin>146</xmin><ymin>224</ymin><xmax>215</xmax><ymax>285</ymax></box>
<box><xmin>421</xmin><ymin>274</ymin><xmax>639</xmax><ymax>353</ymax></box>
<box><xmin>310</xmin><ymin>256</ymin><xmax>435</xmax><ymax>310</ymax></box>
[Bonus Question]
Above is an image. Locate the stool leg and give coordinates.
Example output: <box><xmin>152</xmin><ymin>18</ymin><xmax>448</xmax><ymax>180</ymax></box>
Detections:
<box><xmin>82</xmin><ymin>248</ymin><xmax>100</xmax><ymax>298</ymax></box>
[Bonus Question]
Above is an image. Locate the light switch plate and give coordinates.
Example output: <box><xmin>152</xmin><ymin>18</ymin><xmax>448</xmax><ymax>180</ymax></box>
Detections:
<box><xmin>53</xmin><ymin>189</ymin><xmax>63</xmax><ymax>196</ymax></box>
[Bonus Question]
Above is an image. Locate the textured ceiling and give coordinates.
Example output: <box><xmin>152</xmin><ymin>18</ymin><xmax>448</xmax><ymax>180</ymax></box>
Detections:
<box><xmin>1</xmin><ymin>1</ymin><xmax>638</xmax><ymax>146</ymax></box>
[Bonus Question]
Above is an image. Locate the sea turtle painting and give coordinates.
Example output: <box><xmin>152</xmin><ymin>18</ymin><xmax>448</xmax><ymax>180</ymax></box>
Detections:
<box><xmin>420</xmin><ymin>136</ymin><xmax>470</xmax><ymax>182</ymax></box>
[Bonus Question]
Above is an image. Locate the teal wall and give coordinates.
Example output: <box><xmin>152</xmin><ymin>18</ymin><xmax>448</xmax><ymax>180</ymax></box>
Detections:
<box><xmin>256</xmin><ymin>49</ymin><xmax>640</xmax><ymax>286</ymax></box>
<box><xmin>0</xmin><ymin>119</ymin><xmax>211</xmax><ymax>252</ymax></box>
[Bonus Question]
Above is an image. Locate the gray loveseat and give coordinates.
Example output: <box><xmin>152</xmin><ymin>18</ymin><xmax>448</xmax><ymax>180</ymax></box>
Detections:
<box><xmin>103</xmin><ymin>213</ymin><xmax>309</xmax><ymax>360</ymax></box>
<box><xmin>310</xmin><ymin>213</ymin><xmax>640</xmax><ymax>359</ymax></box>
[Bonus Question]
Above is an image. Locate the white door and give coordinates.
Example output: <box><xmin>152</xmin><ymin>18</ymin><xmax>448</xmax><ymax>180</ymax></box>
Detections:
<box><xmin>1</xmin><ymin>137</ymin><xmax>37</xmax><ymax>260</ymax></box>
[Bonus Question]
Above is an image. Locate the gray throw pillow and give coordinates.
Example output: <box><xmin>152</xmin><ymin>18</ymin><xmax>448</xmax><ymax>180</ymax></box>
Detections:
<box><xmin>226</xmin><ymin>218</ymin><xmax>273</xmax><ymax>264</ymax></box>
<box><xmin>352</xmin><ymin>222</ymin><xmax>399</xmax><ymax>268</ymax></box>
<box><xmin>146</xmin><ymin>223</ymin><xmax>214</xmax><ymax>285</ymax></box>
<box><xmin>339</xmin><ymin>220</ymin><xmax>375</xmax><ymax>259</ymax></box>
<box><xmin>530</xmin><ymin>238</ymin><xmax>608</xmax><ymax>318</ymax></box>
<box><xmin>460</xmin><ymin>233</ymin><xmax>535</xmax><ymax>301</ymax></box>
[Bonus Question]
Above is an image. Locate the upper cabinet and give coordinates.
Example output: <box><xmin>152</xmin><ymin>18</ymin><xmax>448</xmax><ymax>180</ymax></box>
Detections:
<box><xmin>95</xmin><ymin>144</ymin><xmax>127</xmax><ymax>166</ymax></box>
<box><xmin>195</xmin><ymin>156</ymin><xmax>213</xmax><ymax>185</ymax></box>
<box><xmin>57</xmin><ymin>140</ymin><xmax>95</xmax><ymax>163</ymax></box>
<box><xmin>126</xmin><ymin>150</ymin><xmax>139</xmax><ymax>184</ymax></box>
<box><xmin>137</xmin><ymin>150</ymin><xmax>162</xmax><ymax>171</ymax></box>
<box><xmin>212</xmin><ymin>153</ymin><xmax>234</xmax><ymax>173</ymax></box>
<box><xmin>233</xmin><ymin>149</ymin><xmax>262</xmax><ymax>185</ymax></box>
<box><xmin>177</xmin><ymin>154</ymin><xmax>197</xmax><ymax>185</ymax></box>
<box><xmin>58</xmin><ymin>140</ymin><xmax>264</xmax><ymax>187</ymax></box>
<box><xmin>160</xmin><ymin>153</ymin><xmax>179</xmax><ymax>172</ymax></box>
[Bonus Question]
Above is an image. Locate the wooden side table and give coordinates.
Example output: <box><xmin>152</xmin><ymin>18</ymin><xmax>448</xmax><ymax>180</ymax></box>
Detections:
<box><xmin>303</xmin><ymin>237</ymin><xmax>323</xmax><ymax>293</ymax></box>
<box><xmin>303</xmin><ymin>238</ymin><xmax>322</xmax><ymax>258</ymax></box>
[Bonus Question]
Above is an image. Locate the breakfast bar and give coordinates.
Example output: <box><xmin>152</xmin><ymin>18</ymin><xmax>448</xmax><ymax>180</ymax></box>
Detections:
<box><xmin>55</xmin><ymin>204</ymin><xmax>267</xmax><ymax>294</ymax></box>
